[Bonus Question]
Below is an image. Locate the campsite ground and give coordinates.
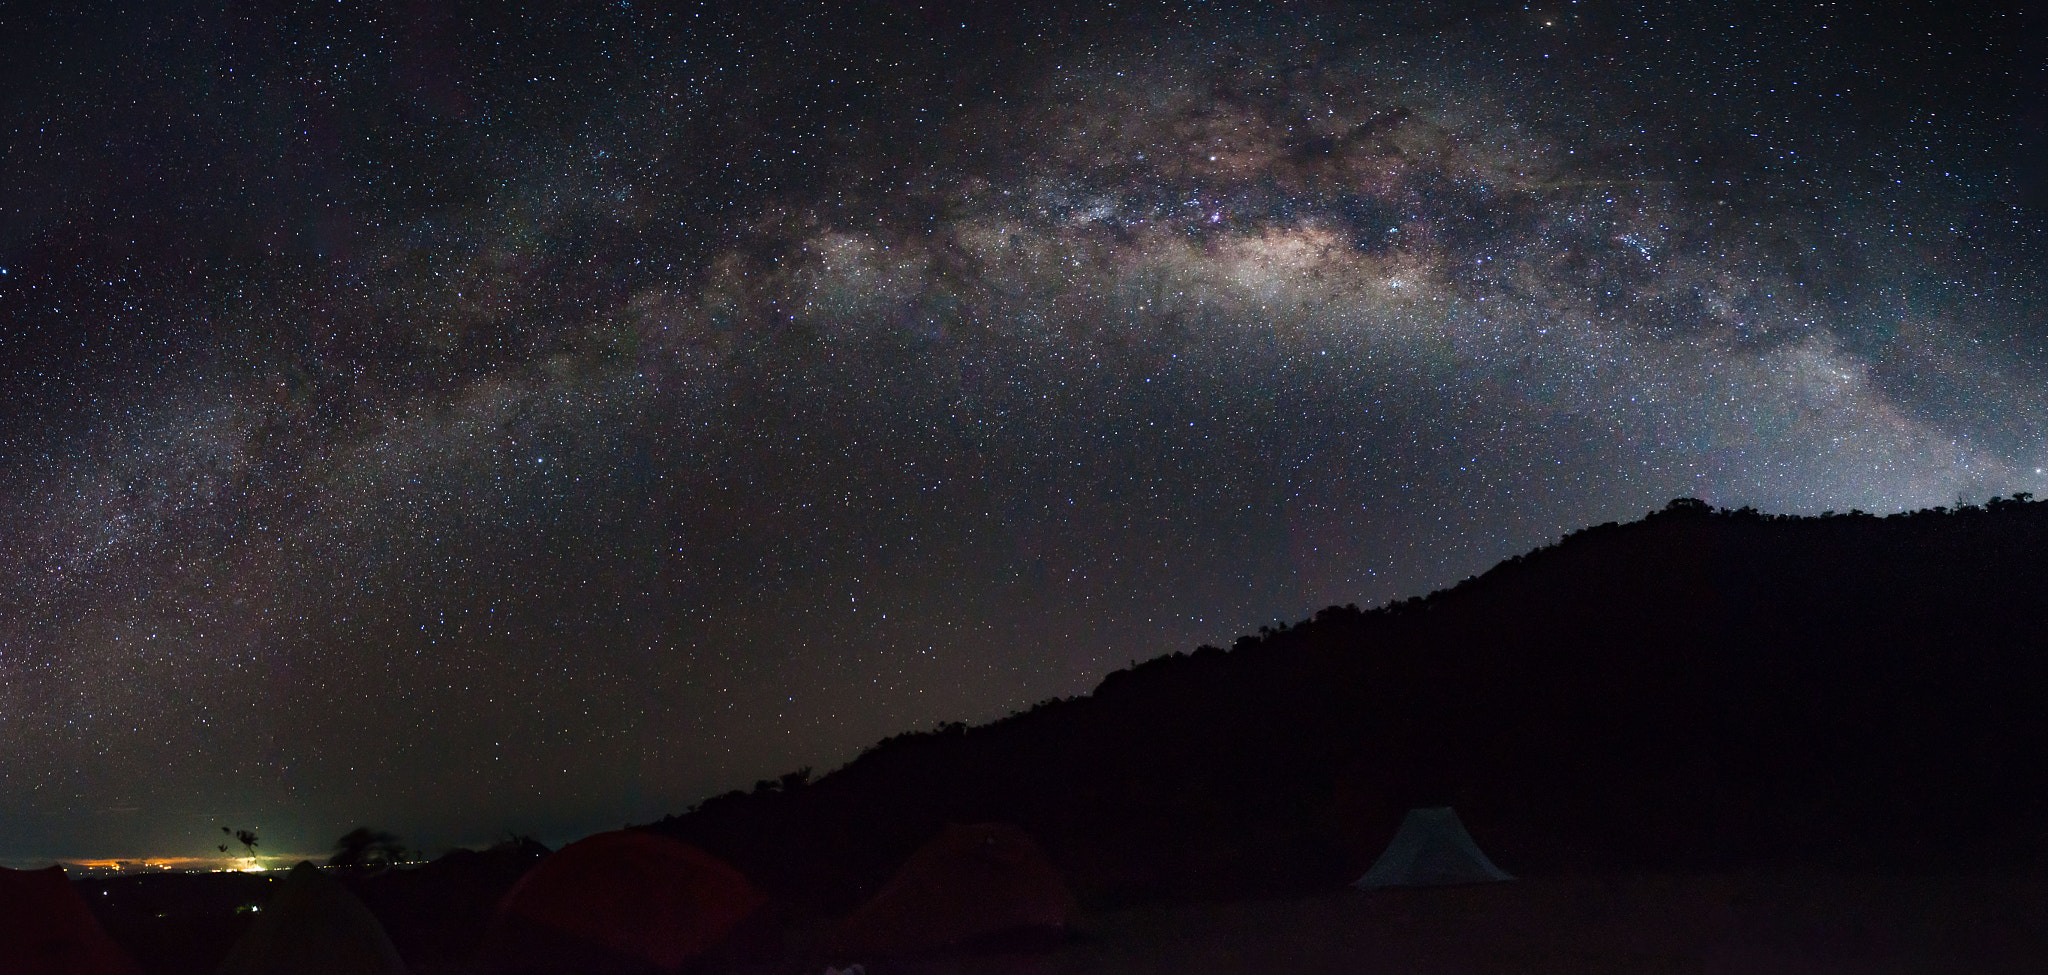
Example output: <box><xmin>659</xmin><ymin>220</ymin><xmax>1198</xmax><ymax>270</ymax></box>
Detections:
<box><xmin>82</xmin><ymin>868</ymin><xmax>2048</xmax><ymax>972</ymax></box>
<box><xmin>870</xmin><ymin>871</ymin><xmax>2048</xmax><ymax>975</ymax></box>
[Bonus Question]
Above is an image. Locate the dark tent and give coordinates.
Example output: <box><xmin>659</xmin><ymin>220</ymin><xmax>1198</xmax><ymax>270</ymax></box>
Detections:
<box><xmin>825</xmin><ymin>823</ymin><xmax>1075</xmax><ymax>961</ymax></box>
<box><xmin>0</xmin><ymin>865</ymin><xmax>142</xmax><ymax>975</ymax></box>
<box><xmin>477</xmin><ymin>830</ymin><xmax>764</xmax><ymax>974</ymax></box>
<box><xmin>1354</xmin><ymin>807</ymin><xmax>1514</xmax><ymax>888</ymax></box>
<box><xmin>214</xmin><ymin>861</ymin><xmax>407</xmax><ymax>975</ymax></box>
<box><xmin>350</xmin><ymin>838</ymin><xmax>550</xmax><ymax>970</ymax></box>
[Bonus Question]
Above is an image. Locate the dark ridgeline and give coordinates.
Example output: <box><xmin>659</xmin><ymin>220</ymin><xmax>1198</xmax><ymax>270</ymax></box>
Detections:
<box><xmin>645</xmin><ymin>496</ymin><xmax>2048</xmax><ymax>915</ymax></box>
<box><xmin>72</xmin><ymin>496</ymin><xmax>2048</xmax><ymax>972</ymax></box>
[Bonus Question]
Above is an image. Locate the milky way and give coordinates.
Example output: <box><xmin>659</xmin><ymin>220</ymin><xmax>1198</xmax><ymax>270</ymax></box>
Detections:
<box><xmin>1</xmin><ymin>1</ymin><xmax>2043</xmax><ymax>864</ymax></box>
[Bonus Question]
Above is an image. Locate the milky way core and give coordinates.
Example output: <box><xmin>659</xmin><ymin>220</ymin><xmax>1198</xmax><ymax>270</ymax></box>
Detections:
<box><xmin>1</xmin><ymin>1</ymin><xmax>2042</xmax><ymax>863</ymax></box>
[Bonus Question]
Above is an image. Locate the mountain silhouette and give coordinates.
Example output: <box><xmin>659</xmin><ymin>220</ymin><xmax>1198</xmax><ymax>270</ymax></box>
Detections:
<box><xmin>646</xmin><ymin>496</ymin><xmax>2048</xmax><ymax>916</ymax></box>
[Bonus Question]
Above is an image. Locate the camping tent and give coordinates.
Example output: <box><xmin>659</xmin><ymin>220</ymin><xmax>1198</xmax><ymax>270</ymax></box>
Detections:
<box><xmin>352</xmin><ymin>838</ymin><xmax>550</xmax><ymax>972</ymax></box>
<box><xmin>1354</xmin><ymin>807</ymin><xmax>1513</xmax><ymax>888</ymax></box>
<box><xmin>476</xmin><ymin>830</ymin><xmax>764</xmax><ymax>975</ymax></box>
<box><xmin>215</xmin><ymin>861</ymin><xmax>408</xmax><ymax>975</ymax></box>
<box><xmin>825</xmin><ymin>822</ymin><xmax>1075</xmax><ymax>961</ymax></box>
<box><xmin>0</xmin><ymin>865</ymin><xmax>142</xmax><ymax>975</ymax></box>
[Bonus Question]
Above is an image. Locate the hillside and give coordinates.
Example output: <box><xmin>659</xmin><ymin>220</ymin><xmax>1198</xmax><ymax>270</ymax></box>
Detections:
<box><xmin>644</xmin><ymin>496</ymin><xmax>2048</xmax><ymax>916</ymax></box>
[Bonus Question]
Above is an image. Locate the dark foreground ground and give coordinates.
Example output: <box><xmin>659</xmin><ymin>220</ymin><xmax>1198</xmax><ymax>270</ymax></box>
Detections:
<box><xmin>996</xmin><ymin>871</ymin><xmax>2048</xmax><ymax>975</ymax></box>
<box><xmin>85</xmin><ymin>869</ymin><xmax>2048</xmax><ymax>974</ymax></box>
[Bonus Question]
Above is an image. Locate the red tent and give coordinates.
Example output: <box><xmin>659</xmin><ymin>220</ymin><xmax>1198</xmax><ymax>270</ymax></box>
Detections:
<box><xmin>826</xmin><ymin>823</ymin><xmax>1076</xmax><ymax>961</ymax></box>
<box><xmin>477</xmin><ymin>830</ymin><xmax>764</xmax><ymax>974</ymax></box>
<box><xmin>0</xmin><ymin>865</ymin><xmax>141</xmax><ymax>975</ymax></box>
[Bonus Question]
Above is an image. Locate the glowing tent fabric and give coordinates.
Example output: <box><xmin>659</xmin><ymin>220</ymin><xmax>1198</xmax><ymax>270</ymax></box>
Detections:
<box><xmin>1353</xmin><ymin>807</ymin><xmax>1514</xmax><ymax>888</ymax></box>
<box><xmin>477</xmin><ymin>830</ymin><xmax>765</xmax><ymax>974</ymax></box>
<box><xmin>826</xmin><ymin>823</ymin><xmax>1076</xmax><ymax>961</ymax></box>
<box><xmin>215</xmin><ymin>861</ymin><xmax>408</xmax><ymax>975</ymax></box>
<box><xmin>0</xmin><ymin>865</ymin><xmax>142</xmax><ymax>975</ymax></box>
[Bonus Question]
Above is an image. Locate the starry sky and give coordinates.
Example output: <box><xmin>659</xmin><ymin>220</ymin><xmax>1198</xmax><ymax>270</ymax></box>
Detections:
<box><xmin>2</xmin><ymin>0</ymin><xmax>2044</xmax><ymax>868</ymax></box>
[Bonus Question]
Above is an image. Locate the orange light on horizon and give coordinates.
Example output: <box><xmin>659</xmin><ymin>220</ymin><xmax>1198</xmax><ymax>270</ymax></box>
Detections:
<box><xmin>61</xmin><ymin>859</ymin><xmax>136</xmax><ymax>871</ymax></box>
<box><xmin>53</xmin><ymin>855</ymin><xmax>303</xmax><ymax>874</ymax></box>
<box><xmin>59</xmin><ymin>857</ymin><xmax>213</xmax><ymax>872</ymax></box>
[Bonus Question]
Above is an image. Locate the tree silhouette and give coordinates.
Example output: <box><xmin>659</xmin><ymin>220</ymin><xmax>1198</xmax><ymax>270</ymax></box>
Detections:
<box><xmin>217</xmin><ymin>826</ymin><xmax>259</xmax><ymax>860</ymax></box>
<box><xmin>330</xmin><ymin>826</ymin><xmax>408</xmax><ymax>873</ymax></box>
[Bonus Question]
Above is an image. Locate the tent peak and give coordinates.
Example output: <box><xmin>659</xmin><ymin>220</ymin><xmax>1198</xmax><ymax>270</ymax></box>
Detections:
<box><xmin>1354</xmin><ymin>806</ymin><xmax>1513</xmax><ymax>889</ymax></box>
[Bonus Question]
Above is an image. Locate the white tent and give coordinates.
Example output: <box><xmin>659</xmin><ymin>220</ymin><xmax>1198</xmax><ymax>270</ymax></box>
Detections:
<box><xmin>1353</xmin><ymin>807</ymin><xmax>1513</xmax><ymax>888</ymax></box>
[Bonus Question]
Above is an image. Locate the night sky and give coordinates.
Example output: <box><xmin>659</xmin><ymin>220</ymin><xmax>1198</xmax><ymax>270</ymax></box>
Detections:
<box><xmin>2</xmin><ymin>0</ymin><xmax>2043</xmax><ymax>868</ymax></box>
